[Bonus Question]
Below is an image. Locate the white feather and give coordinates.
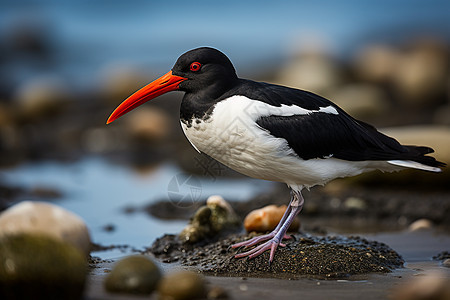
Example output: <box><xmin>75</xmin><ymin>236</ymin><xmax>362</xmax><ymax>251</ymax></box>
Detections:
<box><xmin>181</xmin><ymin>96</ymin><xmax>410</xmax><ymax>191</ymax></box>
<box><xmin>387</xmin><ymin>160</ymin><xmax>442</xmax><ymax>172</ymax></box>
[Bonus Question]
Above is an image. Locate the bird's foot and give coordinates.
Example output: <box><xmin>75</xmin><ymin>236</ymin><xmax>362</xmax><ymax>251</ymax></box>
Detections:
<box><xmin>231</xmin><ymin>233</ymin><xmax>291</xmax><ymax>264</ymax></box>
<box><xmin>234</xmin><ymin>236</ymin><xmax>286</xmax><ymax>264</ymax></box>
<box><xmin>231</xmin><ymin>190</ymin><xmax>305</xmax><ymax>264</ymax></box>
<box><xmin>231</xmin><ymin>232</ymin><xmax>291</xmax><ymax>249</ymax></box>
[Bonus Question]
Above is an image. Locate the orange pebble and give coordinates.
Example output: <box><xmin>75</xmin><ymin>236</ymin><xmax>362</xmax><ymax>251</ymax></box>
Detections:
<box><xmin>244</xmin><ymin>205</ymin><xmax>300</xmax><ymax>233</ymax></box>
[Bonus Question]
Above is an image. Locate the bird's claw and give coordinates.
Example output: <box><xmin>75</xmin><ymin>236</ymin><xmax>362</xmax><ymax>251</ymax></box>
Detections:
<box><xmin>233</xmin><ymin>237</ymin><xmax>284</xmax><ymax>264</ymax></box>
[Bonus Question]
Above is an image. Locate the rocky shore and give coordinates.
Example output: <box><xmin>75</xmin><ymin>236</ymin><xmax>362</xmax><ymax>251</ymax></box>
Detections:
<box><xmin>150</xmin><ymin>233</ymin><xmax>404</xmax><ymax>279</ymax></box>
<box><xmin>1</xmin><ymin>20</ymin><xmax>449</xmax><ymax>299</ymax></box>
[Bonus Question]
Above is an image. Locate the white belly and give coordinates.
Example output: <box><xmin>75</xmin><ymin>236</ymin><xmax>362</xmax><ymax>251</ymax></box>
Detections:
<box><xmin>180</xmin><ymin>96</ymin><xmax>391</xmax><ymax>190</ymax></box>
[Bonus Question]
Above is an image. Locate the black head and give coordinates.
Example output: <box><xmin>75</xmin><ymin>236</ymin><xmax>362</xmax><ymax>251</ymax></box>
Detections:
<box><xmin>172</xmin><ymin>47</ymin><xmax>239</xmax><ymax>97</ymax></box>
<box><xmin>107</xmin><ymin>47</ymin><xmax>238</xmax><ymax>124</ymax></box>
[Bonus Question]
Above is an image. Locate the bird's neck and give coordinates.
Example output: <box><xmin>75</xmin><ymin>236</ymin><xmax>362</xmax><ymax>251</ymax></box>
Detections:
<box><xmin>180</xmin><ymin>92</ymin><xmax>217</xmax><ymax>126</ymax></box>
<box><xmin>180</xmin><ymin>79</ymin><xmax>239</xmax><ymax>125</ymax></box>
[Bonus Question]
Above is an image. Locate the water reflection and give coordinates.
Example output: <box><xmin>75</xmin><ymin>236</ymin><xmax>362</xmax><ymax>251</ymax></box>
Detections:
<box><xmin>1</xmin><ymin>157</ymin><xmax>270</xmax><ymax>258</ymax></box>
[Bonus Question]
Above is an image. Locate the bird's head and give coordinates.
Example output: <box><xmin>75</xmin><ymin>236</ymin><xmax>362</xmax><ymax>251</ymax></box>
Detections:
<box><xmin>106</xmin><ymin>47</ymin><xmax>237</xmax><ymax>124</ymax></box>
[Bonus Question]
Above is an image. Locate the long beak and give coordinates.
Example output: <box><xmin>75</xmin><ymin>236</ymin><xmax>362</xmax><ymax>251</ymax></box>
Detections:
<box><xmin>106</xmin><ymin>71</ymin><xmax>187</xmax><ymax>124</ymax></box>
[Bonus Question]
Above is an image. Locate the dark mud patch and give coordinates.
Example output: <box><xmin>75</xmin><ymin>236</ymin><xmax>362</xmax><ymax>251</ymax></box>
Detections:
<box><xmin>148</xmin><ymin>233</ymin><xmax>404</xmax><ymax>279</ymax></box>
<box><xmin>90</xmin><ymin>242</ymin><xmax>142</xmax><ymax>255</ymax></box>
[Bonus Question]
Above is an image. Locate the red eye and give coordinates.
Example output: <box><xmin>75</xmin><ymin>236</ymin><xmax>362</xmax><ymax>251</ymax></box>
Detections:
<box><xmin>190</xmin><ymin>62</ymin><xmax>201</xmax><ymax>72</ymax></box>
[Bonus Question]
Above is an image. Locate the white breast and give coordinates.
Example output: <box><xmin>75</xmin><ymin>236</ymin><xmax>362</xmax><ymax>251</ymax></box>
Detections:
<box><xmin>180</xmin><ymin>96</ymin><xmax>387</xmax><ymax>190</ymax></box>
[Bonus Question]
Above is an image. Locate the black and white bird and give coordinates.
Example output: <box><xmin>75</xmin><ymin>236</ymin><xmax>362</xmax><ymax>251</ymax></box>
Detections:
<box><xmin>107</xmin><ymin>47</ymin><xmax>445</xmax><ymax>263</ymax></box>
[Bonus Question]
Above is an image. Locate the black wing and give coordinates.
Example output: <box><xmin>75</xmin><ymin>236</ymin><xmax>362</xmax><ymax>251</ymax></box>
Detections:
<box><xmin>236</xmin><ymin>80</ymin><xmax>443</xmax><ymax>167</ymax></box>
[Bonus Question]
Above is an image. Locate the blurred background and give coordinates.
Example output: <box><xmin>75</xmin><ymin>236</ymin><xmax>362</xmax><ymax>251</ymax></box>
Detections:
<box><xmin>0</xmin><ymin>0</ymin><xmax>449</xmax><ymax>257</ymax></box>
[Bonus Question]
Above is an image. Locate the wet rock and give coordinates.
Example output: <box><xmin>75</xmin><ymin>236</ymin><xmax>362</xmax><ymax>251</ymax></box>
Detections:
<box><xmin>124</xmin><ymin>106</ymin><xmax>171</xmax><ymax>142</ymax></box>
<box><xmin>389</xmin><ymin>271</ymin><xmax>450</xmax><ymax>300</ymax></box>
<box><xmin>0</xmin><ymin>201</ymin><xmax>91</xmax><ymax>256</ymax></box>
<box><xmin>207</xmin><ymin>286</ymin><xmax>229</xmax><ymax>299</ymax></box>
<box><xmin>443</xmin><ymin>259</ymin><xmax>450</xmax><ymax>268</ymax></box>
<box><xmin>244</xmin><ymin>204</ymin><xmax>300</xmax><ymax>233</ymax></box>
<box><xmin>104</xmin><ymin>255</ymin><xmax>161</xmax><ymax>295</ymax></box>
<box><xmin>29</xmin><ymin>186</ymin><xmax>62</xmax><ymax>199</ymax></box>
<box><xmin>179</xmin><ymin>196</ymin><xmax>240</xmax><ymax>244</ymax></box>
<box><xmin>331</xmin><ymin>84</ymin><xmax>390</xmax><ymax>120</ymax></box>
<box><xmin>275</xmin><ymin>47</ymin><xmax>342</xmax><ymax>95</ymax></box>
<box><xmin>353</xmin><ymin>44</ymin><xmax>399</xmax><ymax>83</ymax></box>
<box><xmin>408</xmin><ymin>219</ymin><xmax>434</xmax><ymax>231</ymax></box>
<box><xmin>150</xmin><ymin>233</ymin><xmax>404</xmax><ymax>278</ymax></box>
<box><xmin>143</xmin><ymin>199</ymin><xmax>203</xmax><ymax>220</ymax></box>
<box><xmin>158</xmin><ymin>270</ymin><xmax>207</xmax><ymax>300</ymax></box>
<box><xmin>0</xmin><ymin>183</ymin><xmax>23</xmax><ymax>212</ymax></box>
<box><xmin>81</xmin><ymin>127</ymin><xmax>119</xmax><ymax>154</ymax></box>
<box><xmin>206</xmin><ymin>195</ymin><xmax>240</xmax><ymax>232</ymax></box>
<box><xmin>433</xmin><ymin>251</ymin><xmax>450</xmax><ymax>261</ymax></box>
<box><xmin>179</xmin><ymin>206</ymin><xmax>213</xmax><ymax>243</ymax></box>
<box><xmin>0</xmin><ymin>234</ymin><xmax>86</xmax><ymax>300</ymax></box>
<box><xmin>343</xmin><ymin>197</ymin><xmax>368</xmax><ymax>211</ymax></box>
<box><xmin>99</xmin><ymin>65</ymin><xmax>150</xmax><ymax>105</ymax></box>
<box><xmin>3</xmin><ymin>18</ymin><xmax>54</xmax><ymax>57</ymax></box>
<box><xmin>0</xmin><ymin>103</ymin><xmax>15</xmax><ymax>126</ymax></box>
<box><xmin>392</xmin><ymin>40</ymin><xmax>448</xmax><ymax>107</ymax></box>
<box><xmin>14</xmin><ymin>76</ymin><xmax>70</xmax><ymax>120</ymax></box>
<box><xmin>101</xmin><ymin>223</ymin><xmax>116</xmax><ymax>232</ymax></box>
<box><xmin>0</xmin><ymin>122</ymin><xmax>23</xmax><ymax>167</ymax></box>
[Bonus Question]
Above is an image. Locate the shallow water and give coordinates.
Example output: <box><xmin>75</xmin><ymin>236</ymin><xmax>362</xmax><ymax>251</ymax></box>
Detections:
<box><xmin>1</xmin><ymin>157</ymin><xmax>270</xmax><ymax>258</ymax></box>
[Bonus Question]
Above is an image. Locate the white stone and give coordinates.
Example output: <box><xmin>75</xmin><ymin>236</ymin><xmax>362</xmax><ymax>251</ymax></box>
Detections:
<box><xmin>408</xmin><ymin>219</ymin><xmax>434</xmax><ymax>232</ymax></box>
<box><xmin>0</xmin><ymin>201</ymin><xmax>91</xmax><ymax>256</ymax></box>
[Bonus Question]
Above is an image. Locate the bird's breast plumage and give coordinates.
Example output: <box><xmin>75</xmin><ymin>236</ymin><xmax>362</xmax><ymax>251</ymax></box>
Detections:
<box><xmin>180</xmin><ymin>95</ymin><xmax>380</xmax><ymax>189</ymax></box>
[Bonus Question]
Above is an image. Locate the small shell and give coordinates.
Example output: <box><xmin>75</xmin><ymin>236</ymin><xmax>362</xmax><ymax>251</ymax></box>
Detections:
<box><xmin>244</xmin><ymin>205</ymin><xmax>300</xmax><ymax>233</ymax></box>
<box><xmin>206</xmin><ymin>195</ymin><xmax>235</xmax><ymax>215</ymax></box>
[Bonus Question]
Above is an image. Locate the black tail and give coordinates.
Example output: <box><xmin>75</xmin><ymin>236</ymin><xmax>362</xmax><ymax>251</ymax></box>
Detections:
<box><xmin>403</xmin><ymin>145</ymin><xmax>446</xmax><ymax>168</ymax></box>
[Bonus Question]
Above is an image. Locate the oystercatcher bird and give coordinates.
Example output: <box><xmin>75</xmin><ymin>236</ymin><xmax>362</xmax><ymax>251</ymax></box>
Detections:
<box><xmin>107</xmin><ymin>47</ymin><xmax>445</xmax><ymax>263</ymax></box>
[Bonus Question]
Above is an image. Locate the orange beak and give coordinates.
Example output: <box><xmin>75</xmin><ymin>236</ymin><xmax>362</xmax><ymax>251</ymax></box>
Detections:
<box><xmin>106</xmin><ymin>71</ymin><xmax>187</xmax><ymax>124</ymax></box>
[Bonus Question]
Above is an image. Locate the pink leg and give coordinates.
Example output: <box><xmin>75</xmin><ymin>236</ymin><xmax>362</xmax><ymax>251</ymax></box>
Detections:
<box><xmin>231</xmin><ymin>198</ymin><xmax>294</xmax><ymax>249</ymax></box>
<box><xmin>232</xmin><ymin>190</ymin><xmax>304</xmax><ymax>264</ymax></box>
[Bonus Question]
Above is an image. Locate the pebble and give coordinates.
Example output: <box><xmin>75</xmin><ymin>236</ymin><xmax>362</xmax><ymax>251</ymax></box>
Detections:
<box><xmin>275</xmin><ymin>46</ymin><xmax>342</xmax><ymax>95</ymax></box>
<box><xmin>207</xmin><ymin>195</ymin><xmax>236</xmax><ymax>216</ymax></box>
<box><xmin>408</xmin><ymin>219</ymin><xmax>434</xmax><ymax>232</ymax></box>
<box><xmin>343</xmin><ymin>197</ymin><xmax>368</xmax><ymax>211</ymax></box>
<box><xmin>157</xmin><ymin>271</ymin><xmax>206</xmax><ymax>300</ymax></box>
<box><xmin>207</xmin><ymin>286</ymin><xmax>229</xmax><ymax>299</ymax></box>
<box><xmin>99</xmin><ymin>64</ymin><xmax>150</xmax><ymax>105</ymax></box>
<box><xmin>179</xmin><ymin>207</ymin><xmax>212</xmax><ymax>243</ymax></box>
<box><xmin>14</xmin><ymin>76</ymin><xmax>70</xmax><ymax>120</ymax></box>
<box><xmin>104</xmin><ymin>255</ymin><xmax>161</xmax><ymax>295</ymax></box>
<box><xmin>390</xmin><ymin>271</ymin><xmax>450</xmax><ymax>300</ymax></box>
<box><xmin>244</xmin><ymin>204</ymin><xmax>300</xmax><ymax>233</ymax></box>
<box><xmin>353</xmin><ymin>44</ymin><xmax>399</xmax><ymax>83</ymax></box>
<box><xmin>124</xmin><ymin>106</ymin><xmax>171</xmax><ymax>142</ymax></box>
<box><xmin>0</xmin><ymin>201</ymin><xmax>91</xmax><ymax>256</ymax></box>
<box><xmin>331</xmin><ymin>84</ymin><xmax>390</xmax><ymax>120</ymax></box>
<box><xmin>0</xmin><ymin>233</ymin><xmax>87</xmax><ymax>300</ymax></box>
<box><xmin>0</xmin><ymin>103</ymin><xmax>14</xmax><ymax>127</ymax></box>
<box><xmin>392</xmin><ymin>40</ymin><xmax>448</xmax><ymax>107</ymax></box>
<box><xmin>179</xmin><ymin>196</ymin><xmax>240</xmax><ymax>243</ymax></box>
<box><xmin>206</xmin><ymin>195</ymin><xmax>240</xmax><ymax>233</ymax></box>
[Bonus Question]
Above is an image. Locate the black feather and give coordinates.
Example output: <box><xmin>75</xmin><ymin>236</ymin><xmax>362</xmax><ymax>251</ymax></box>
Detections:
<box><xmin>227</xmin><ymin>80</ymin><xmax>445</xmax><ymax>168</ymax></box>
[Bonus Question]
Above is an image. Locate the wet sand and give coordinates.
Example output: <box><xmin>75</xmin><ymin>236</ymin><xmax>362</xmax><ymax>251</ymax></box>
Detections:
<box><xmin>85</xmin><ymin>230</ymin><xmax>450</xmax><ymax>300</ymax></box>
